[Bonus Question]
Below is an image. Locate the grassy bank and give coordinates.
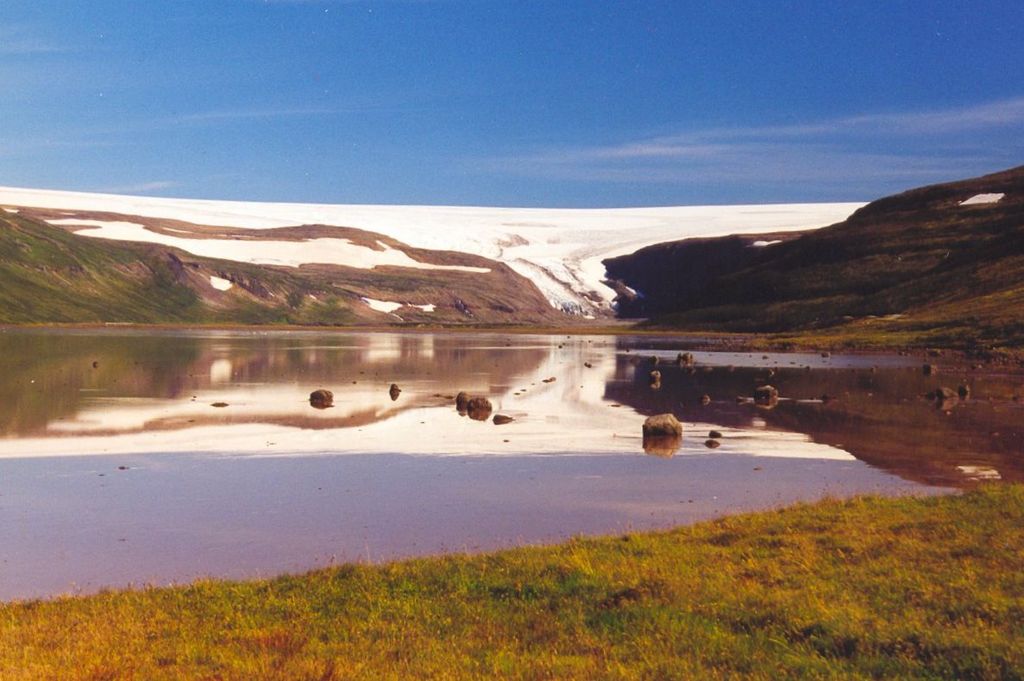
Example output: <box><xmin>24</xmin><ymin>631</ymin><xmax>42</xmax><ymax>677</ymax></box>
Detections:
<box><xmin>2</xmin><ymin>487</ymin><xmax>1022</xmax><ymax>679</ymax></box>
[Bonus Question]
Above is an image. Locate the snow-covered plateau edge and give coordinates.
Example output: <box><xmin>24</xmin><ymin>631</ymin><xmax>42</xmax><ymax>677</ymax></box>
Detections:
<box><xmin>0</xmin><ymin>186</ymin><xmax>864</xmax><ymax>315</ymax></box>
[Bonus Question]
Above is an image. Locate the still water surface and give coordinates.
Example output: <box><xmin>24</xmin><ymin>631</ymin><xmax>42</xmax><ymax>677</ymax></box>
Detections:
<box><xmin>1</xmin><ymin>329</ymin><xmax>1020</xmax><ymax>600</ymax></box>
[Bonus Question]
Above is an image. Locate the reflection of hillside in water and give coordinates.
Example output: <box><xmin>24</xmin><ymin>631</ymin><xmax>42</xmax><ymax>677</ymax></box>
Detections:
<box><xmin>603</xmin><ymin>357</ymin><xmax>1024</xmax><ymax>487</ymax></box>
<box><xmin>0</xmin><ymin>331</ymin><xmax>547</xmax><ymax>438</ymax></box>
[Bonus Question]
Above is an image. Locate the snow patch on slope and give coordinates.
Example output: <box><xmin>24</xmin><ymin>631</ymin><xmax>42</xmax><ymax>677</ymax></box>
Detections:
<box><xmin>960</xmin><ymin>193</ymin><xmax>1004</xmax><ymax>205</ymax></box>
<box><xmin>209</xmin><ymin>276</ymin><xmax>233</xmax><ymax>291</ymax></box>
<box><xmin>3</xmin><ymin>186</ymin><xmax>863</xmax><ymax>315</ymax></box>
<box><xmin>362</xmin><ymin>298</ymin><xmax>403</xmax><ymax>314</ymax></box>
<box><xmin>46</xmin><ymin>218</ymin><xmax>490</xmax><ymax>273</ymax></box>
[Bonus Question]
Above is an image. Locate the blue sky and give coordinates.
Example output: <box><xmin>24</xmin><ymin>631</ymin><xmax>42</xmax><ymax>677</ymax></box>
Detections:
<box><xmin>1</xmin><ymin>1</ymin><xmax>1023</xmax><ymax>207</ymax></box>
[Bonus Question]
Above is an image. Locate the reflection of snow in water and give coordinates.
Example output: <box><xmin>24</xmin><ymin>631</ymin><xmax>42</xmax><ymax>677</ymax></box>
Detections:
<box><xmin>209</xmin><ymin>359</ymin><xmax>233</xmax><ymax>383</ymax></box>
<box><xmin>3</xmin><ymin>334</ymin><xmax>854</xmax><ymax>462</ymax></box>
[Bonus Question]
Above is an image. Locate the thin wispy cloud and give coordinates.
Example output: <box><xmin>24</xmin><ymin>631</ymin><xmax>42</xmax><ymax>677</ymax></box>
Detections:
<box><xmin>0</xmin><ymin>25</ymin><xmax>69</xmax><ymax>56</ymax></box>
<box><xmin>174</xmin><ymin>107</ymin><xmax>345</xmax><ymax>124</ymax></box>
<box><xmin>484</xmin><ymin>97</ymin><xmax>1024</xmax><ymax>198</ymax></box>
<box><xmin>98</xmin><ymin>181</ymin><xmax>179</xmax><ymax>194</ymax></box>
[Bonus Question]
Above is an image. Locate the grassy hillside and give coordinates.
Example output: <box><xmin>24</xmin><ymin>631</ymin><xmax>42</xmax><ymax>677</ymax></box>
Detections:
<box><xmin>615</xmin><ymin>166</ymin><xmax>1024</xmax><ymax>350</ymax></box>
<box><xmin>0</xmin><ymin>211</ymin><xmax>561</xmax><ymax>326</ymax></box>
<box><xmin>1</xmin><ymin>486</ymin><xmax>1021</xmax><ymax>679</ymax></box>
<box><xmin>0</xmin><ymin>212</ymin><xmax>205</xmax><ymax>323</ymax></box>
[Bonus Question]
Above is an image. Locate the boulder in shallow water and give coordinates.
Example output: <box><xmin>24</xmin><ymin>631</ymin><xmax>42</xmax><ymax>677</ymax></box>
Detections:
<box><xmin>930</xmin><ymin>386</ymin><xmax>958</xmax><ymax>401</ymax></box>
<box><xmin>677</xmin><ymin>352</ymin><xmax>695</xmax><ymax>367</ymax></box>
<box><xmin>753</xmin><ymin>385</ymin><xmax>779</xmax><ymax>406</ymax></box>
<box><xmin>389</xmin><ymin>383</ymin><xmax>402</xmax><ymax>401</ymax></box>
<box><xmin>309</xmin><ymin>389</ymin><xmax>334</xmax><ymax>409</ymax></box>
<box><xmin>455</xmin><ymin>391</ymin><xmax>470</xmax><ymax>412</ymax></box>
<box><xmin>643</xmin><ymin>413</ymin><xmax>683</xmax><ymax>438</ymax></box>
<box><xmin>704</xmin><ymin>439</ymin><xmax>721</xmax><ymax>449</ymax></box>
<box><xmin>492</xmin><ymin>414</ymin><xmax>514</xmax><ymax>425</ymax></box>
<box><xmin>466</xmin><ymin>397</ymin><xmax>493</xmax><ymax>421</ymax></box>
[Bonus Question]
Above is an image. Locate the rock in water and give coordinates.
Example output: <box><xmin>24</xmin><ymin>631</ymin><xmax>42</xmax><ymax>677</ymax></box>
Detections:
<box><xmin>708</xmin><ymin>430</ymin><xmax>723</xmax><ymax>439</ymax></box>
<box><xmin>930</xmin><ymin>386</ymin><xmax>958</xmax><ymax>401</ymax></box>
<box><xmin>455</xmin><ymin>391</ymin><xmax>470</xmax><ymax>412</ymax></box>
<box><xmin>642</xmin><ymin>413</ymin><xmax>683</xmax><ymax>456</ymax></box>
<box><xmin>700</xmin><ymin>394</ymin><xmax>712</xmax><ymax>406</ymax></box>
<box><xmin>643</xmin><ymin>413</ymin><xmax>683</xmax><ymax>438</ymax></box>
<box><xmin>704</xmin><ymin>439</ymin><xmax>721</xmax><ymax>449</ymax></box>
<box><xmin>309</xmin><ymin>389</ymin><xmax>334</xmax><ymax>409</ymax></box>
<box><xmin>466</xmin><ymin>397</ymin><xmax>493</xmax><ymax>421</ymax></box>
<box><xmin>958</xmin><ymin>384</ymin><xmax>971</xmax><ymax>399</ymax></box>
<box><xmin>677</xmin><ymin>352</ymin><xmax>695</xmax><ymax>367</ymax></box>
<box><xmin>753</xmin><ymin>385</ymin><xmax>779</xmax><ymax>406</ymax></box>
<box><xmin>492</xmin><ymin>414</ymin><xmax>514</xmax><ymax>425</ymax></box>
<box><xmin>389</xmin><ymin>383</ymin><xmax>402</xmax><ymax>401</ymax></box>
<box><xmin>649</xmin><ymin>370</ymin><xmax>662</xmax><ymax>388</ymax></box>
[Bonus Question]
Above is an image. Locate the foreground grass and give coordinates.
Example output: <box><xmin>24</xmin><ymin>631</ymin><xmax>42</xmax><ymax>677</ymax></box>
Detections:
<box><xmin>2</xmin><ymin>488</ymin><xmax>1023</xmax><ymax>680</ymax></box>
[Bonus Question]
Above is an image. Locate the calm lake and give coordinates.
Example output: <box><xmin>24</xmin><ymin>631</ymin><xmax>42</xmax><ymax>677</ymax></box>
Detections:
<box><xmin>1</xmin><ymin>329</ymin><xmax>1021</xmax><ymax>600</ymax></box>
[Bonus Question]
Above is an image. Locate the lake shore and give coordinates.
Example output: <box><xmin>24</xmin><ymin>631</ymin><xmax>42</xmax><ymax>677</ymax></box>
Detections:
<box><xmin>2</xmin><ymin>485</ymin><xmax>1020</xmax><ymax>679</ymax></box>
<box><xmin>3</xmin><ymin>320</ymin><xmax>1019</xmax><ymax>362</ymax></box>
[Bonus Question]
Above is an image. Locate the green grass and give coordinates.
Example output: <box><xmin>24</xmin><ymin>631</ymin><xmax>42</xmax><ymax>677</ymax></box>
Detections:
<box><xmin>3</xmin><ymin>486</ymin><xmax>1023</xmax><ymax>679</ymax></box>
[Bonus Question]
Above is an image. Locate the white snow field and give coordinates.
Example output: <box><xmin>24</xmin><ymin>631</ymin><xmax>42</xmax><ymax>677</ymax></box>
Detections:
<box><xmin>959</xmin><ymin>193</ymin><xmax>1005</xmax><ymax>206</ymax></box>
<box><xmin>0</xmin><ymin>186</ymin><xmax>863</xmax><ymax>315</ymax></box>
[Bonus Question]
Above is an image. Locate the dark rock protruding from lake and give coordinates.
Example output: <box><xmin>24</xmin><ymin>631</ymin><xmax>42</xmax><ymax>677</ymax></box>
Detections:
<box><xmin>492</xmin><ymin>414</ymin><xmax>514</xmax><ymax>425</ymax></box>
<box><xmin>930</xmin><ymin>387</ymin><xmax>958</xmax><ymax>402</ymax></box>
<box><xmin>642</xmin><ymin>413</ymin><xmax>683</xmax><ymax>456</ymax></box>
<box><xmin>677</xmin><ymin>352</ymin><xmax>695</xmax><ymax>367</ymax></box>
<box><xmin>754</xmin><ymin>385</ymin><xmax>779</xmax><ymax>406</ymax></box>
<box><xmin>466</xmin><ymin>397</ymin><xmax>493</xmax><ymax>421</ymax></box>
<box><xmin>455</xmin><ymin>392</ymin><xmax>470</xmax><ymax>412</ymax></box>
<box><xmin>704</xmin><ymin>439</ymin><xmax>721</xmax><ymax>449</ymax></box>
<box><xmin>309</xmin><ymin>389</ymin><xmax>333</xmax><ymax>409</ymax></box>
<box><xmin>389</xmin><ymin>384</ymin><xmax>402</xmax><ymax>401</ymax></box>
<box><xmin>643</xmin><ymin>413</ymin><xmax>683</xmax><ymax>438</ymax></box>
<box><xmin>709</xmin><ymin>430</ymin><xmax>723</xmax><ymax>439</ymax></box>
<box><xmin>958</xmin><ymin>384</ymin><xmax>971</xmax><ymax>399</ymax></box>
<box><xmin>700</xmin><ymin>394</ymin><xmax>712</xmax><ymax>405</ymax></box>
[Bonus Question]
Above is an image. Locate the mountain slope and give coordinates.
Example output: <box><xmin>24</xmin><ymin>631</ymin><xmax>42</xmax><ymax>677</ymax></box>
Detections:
<box><xmin>608</xmin><ymin>165</ymin><xmax>1024</xmax><ymax>348</ymax></box>
<box><xmin>0</xmin><ymin>187</ymin><xmax>860</xmax><ymax>317</ymax></box>
<box><xmin>0</xmin><ymin>209</ymin><xmax>562</xmax><ymax>325</ymax></box>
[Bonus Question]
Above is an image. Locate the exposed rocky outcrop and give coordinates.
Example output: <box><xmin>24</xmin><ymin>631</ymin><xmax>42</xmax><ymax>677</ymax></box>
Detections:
<box><xmin>604</xmin><ymin>232</ymin><xmax>805</xmax><ymax>317</ymax></box>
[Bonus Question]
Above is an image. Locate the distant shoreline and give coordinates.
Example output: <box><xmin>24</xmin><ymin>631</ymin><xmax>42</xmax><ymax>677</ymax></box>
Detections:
<box><xmin>2</xmin><ymin>321</ymin><xmax>1018</xmax><ymax>362</ymax></box>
